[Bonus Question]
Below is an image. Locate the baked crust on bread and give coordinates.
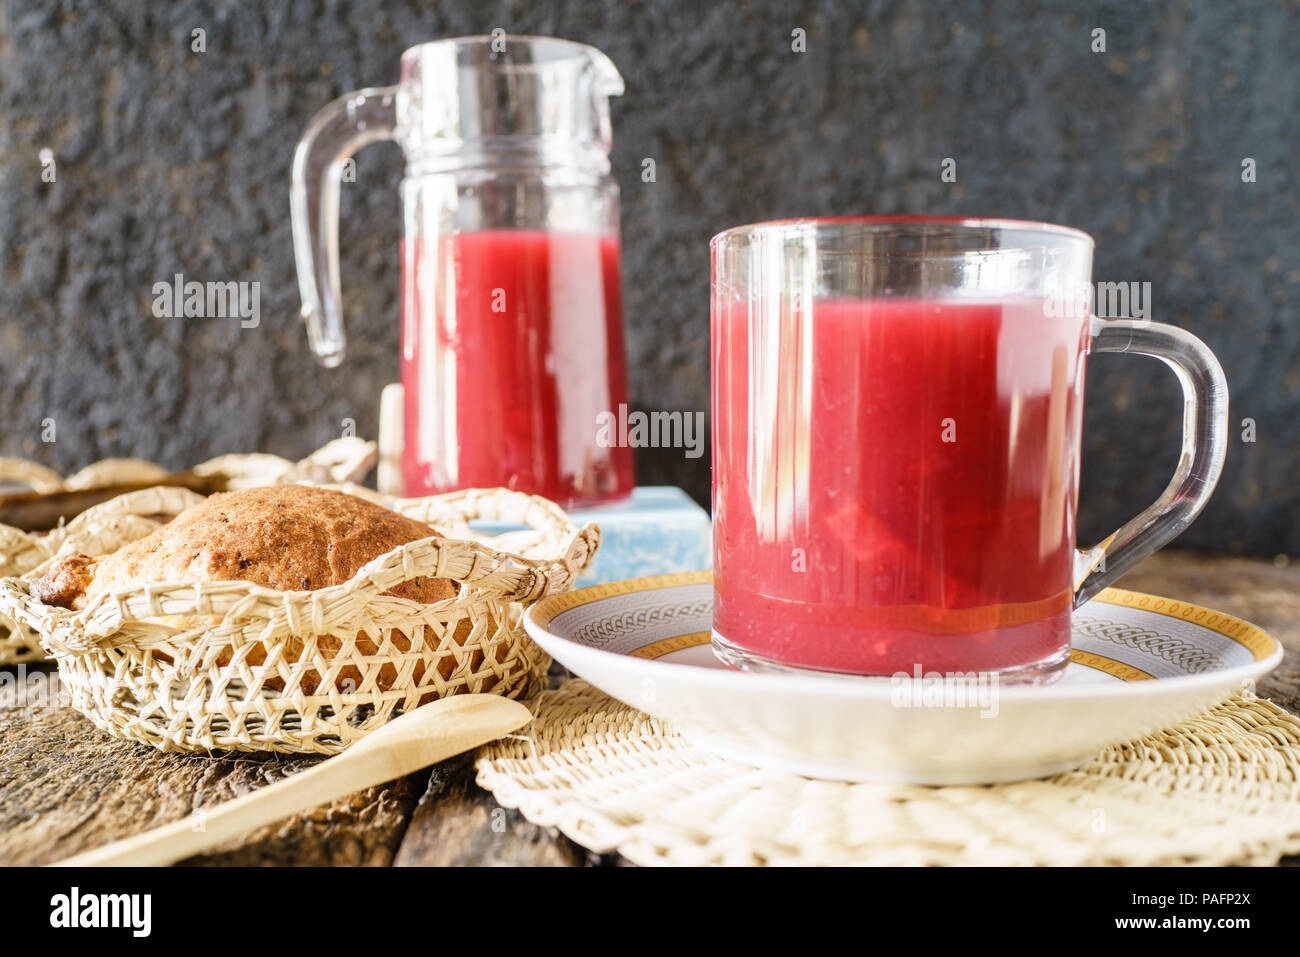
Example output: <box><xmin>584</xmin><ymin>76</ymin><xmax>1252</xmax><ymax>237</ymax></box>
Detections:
<box><xmin>31</xmin><ymin>486</ymin><xmax>464</xmax><ymax>694</ymax></box>
<box><xmin>29</xmin><ymin>553</ymin><xmax>96</xmax><ymax>608</ymax></box>
<box><xmin>33</xmin><ymin>485</ymin><xmax>454</xmax><ymax>609</ymax></box>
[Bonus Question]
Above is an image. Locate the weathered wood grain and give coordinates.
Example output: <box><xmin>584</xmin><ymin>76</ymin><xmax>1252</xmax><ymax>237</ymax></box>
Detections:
<box><xmin>0</xmin><ymin>550</ymin><xmax>1294</xmax><ymax>867</ymax></box>
<box><xmin>0</xmin><ymin>667</ymin><xmax>420</xmax><ymax>866</ymax></box>
<box><xmin>392</xmin><ymin>753</ymin><xmax>593</xmax><ymax>866</ymax></box>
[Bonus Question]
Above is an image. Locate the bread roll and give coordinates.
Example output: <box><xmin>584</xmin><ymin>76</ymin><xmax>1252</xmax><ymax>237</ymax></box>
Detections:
<box><xmin>33</xmin><ymin>485</ymin><xmax>466</xmax><ymax>693</ymax></box>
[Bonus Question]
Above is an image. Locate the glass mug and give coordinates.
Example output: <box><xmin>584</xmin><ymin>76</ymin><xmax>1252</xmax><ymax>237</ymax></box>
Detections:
<box><xmin>710</xmin><ymin>217</ymin><xmax>1228</xmax><ymax>682</ymax></box>
<box><xmin>291</xmin><ymin>35</ymin><xmax>636</xmax><ymax>506</ymax></box>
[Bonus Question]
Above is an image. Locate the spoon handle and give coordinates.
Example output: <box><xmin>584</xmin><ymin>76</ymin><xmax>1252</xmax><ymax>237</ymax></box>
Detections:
<box><xmin>55</xmin><ymin>694</ymin><xmax>533</xmax><ymax>867</ymax></box>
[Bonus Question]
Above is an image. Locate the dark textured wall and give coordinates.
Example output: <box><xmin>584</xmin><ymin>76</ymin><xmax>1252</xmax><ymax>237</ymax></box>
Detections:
<box><xmin>0</xmin><ymin>0</ymin><xmax>1296</xmax><ymax>554</ymax></box>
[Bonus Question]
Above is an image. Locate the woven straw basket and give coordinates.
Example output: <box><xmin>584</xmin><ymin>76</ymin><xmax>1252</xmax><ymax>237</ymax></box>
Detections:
<box><xmin>0</xmin><ymin>485</ymin><xmax>599</xmax><ymax>755</ymax></box>
<box><xmin>0</xmin><ymin>484</ymin><xmax>211</xmax><ymax>666</ymax></box>
<box><xmin>0</xmin><ymin>439</ymin><xmax>377</xmax><ymax>667</ymax></box>
<box><xmin>0</xmin><ymin>526</ymin><xmax>53</xmax><ymax>665</ymax></box>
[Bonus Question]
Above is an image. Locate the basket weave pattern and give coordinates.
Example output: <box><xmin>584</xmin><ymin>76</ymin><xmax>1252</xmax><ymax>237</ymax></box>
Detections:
<box><xmin>0</xmin><ymin>487</ymin><xmax>598</xmax><ymax>754</ymax></box>
<box><xmin>0</xmin><ymin>486</ymin><xmax>207</xmax><ymax>665</ymax></box>
<box><xmin>0</xmin><ymin>439</ymin><xmax>378</xmax><ymax>666</ymax></box>
<box><xmin>0</xmin><ymin>525</ymin><xmax>51</xmax><ymax>665</ymax></box>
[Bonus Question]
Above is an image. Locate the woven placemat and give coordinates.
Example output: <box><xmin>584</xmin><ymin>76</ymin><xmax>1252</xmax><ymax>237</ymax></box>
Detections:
<box><xmin>475</xmin><ymin>679</ymin><xmax>1300</xmax><ymax>866</ymax></box>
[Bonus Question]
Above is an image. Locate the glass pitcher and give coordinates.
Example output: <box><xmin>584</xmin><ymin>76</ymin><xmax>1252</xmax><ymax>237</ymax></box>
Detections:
<box><xmin>291</xmin><ymin>35</ymin><xmax>636</xmax><ymax>506</ymax></box>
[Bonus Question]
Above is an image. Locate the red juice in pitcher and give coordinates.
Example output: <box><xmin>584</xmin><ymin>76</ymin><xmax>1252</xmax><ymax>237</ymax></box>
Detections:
<box><xmin>711</xmin><ymin>296</ymin><xmax>1089</xmax><ymax>675</ymax></box>
<box><xmin>292</xmin><ymin>38</ymin><xmax>641</xmax><ymax>506</ymax></box>
<box><xmin>401</xmin><ymin>229</ymin><xmax>636</xmax><ymax>505</ymax></box>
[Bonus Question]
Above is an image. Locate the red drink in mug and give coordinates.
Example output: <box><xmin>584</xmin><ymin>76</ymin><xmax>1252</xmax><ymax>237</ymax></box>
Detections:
<box><xmin>710</xmin><ymin>218</ymin><xmax>1227</xmax><ymax>681</ymax></box>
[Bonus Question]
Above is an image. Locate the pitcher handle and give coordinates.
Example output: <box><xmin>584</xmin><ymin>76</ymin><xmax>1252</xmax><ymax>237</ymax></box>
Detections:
<box><xmin>1073</xmin><ymin>316</ymin><xmax>1229</xmax><ymax>605</ymax></box>
<box><xmin>290</xmin><ymin>86</ymin><xmax>397</xmax><ymax>367</ymax></box>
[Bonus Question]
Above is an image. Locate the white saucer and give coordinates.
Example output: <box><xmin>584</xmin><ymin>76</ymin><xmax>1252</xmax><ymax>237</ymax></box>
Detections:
<box><xmin>524</xmin><ymin>571</ymin><xmax>1284</xmax><ymax>784</ymax></box>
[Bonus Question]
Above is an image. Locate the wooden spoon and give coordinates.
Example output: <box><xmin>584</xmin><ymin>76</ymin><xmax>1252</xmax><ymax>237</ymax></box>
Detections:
<box><xmin>54</xmin><ymin>694</ymin><xmax>533</xmax><ymax>867</ymax></box>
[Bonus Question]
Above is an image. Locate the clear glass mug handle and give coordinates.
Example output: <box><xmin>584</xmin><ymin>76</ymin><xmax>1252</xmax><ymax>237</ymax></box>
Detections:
<box><xmin>290</xmin><ymin>86</ymin><xmax>397</xmax><ymax>368</ymax></box>
<box><xmin>1073</xmin><ymin>317</ymin><xmax>1229</xmax><ymax>605</ymax></box>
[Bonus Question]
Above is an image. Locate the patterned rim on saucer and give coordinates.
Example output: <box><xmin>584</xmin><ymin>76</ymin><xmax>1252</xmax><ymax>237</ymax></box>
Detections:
<box><xmin>529</xmin><ymin>570</ymin><xmax>1280</xmax><ymax>683</ymax></box>
<box><xmin>518</xmin><ymin>570</ymin><xmax>1284</xmax><ymax>786</ymax></box>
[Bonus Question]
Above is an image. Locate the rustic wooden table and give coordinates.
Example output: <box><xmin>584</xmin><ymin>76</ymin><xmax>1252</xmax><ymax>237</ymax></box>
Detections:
<box><xmin>2</xmin><ymin>549</ymin><xmax>1296</xmax><ymax>867</ymax></box>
